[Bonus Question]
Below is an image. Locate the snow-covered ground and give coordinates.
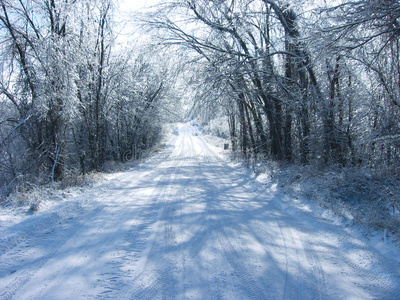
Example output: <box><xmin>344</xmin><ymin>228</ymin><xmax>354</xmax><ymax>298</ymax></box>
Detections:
<box><xmin>1</xmin><ymin>123</ymin><xmax>400</xmax><ymax>299</ymax></box>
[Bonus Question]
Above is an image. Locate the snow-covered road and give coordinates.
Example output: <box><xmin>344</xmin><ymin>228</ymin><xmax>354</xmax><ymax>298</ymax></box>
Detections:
<box><xmin>1</xmin><ymin>124</ymin><xmax>400</xmax><ymax>299</ymax></box>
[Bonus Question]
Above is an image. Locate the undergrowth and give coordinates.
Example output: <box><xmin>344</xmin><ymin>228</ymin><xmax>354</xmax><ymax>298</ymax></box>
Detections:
<box><xmin>252</xmin><ymin>160</ymin><xmax>400</xmax><ymax>244</ymax></box>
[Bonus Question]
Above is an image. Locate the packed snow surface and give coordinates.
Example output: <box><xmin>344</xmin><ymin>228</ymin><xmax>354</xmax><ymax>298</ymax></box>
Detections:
<box><xmin>1</xmin><ymin>124</ymin><xmax>400</xmax><ymax>299</ymax></box>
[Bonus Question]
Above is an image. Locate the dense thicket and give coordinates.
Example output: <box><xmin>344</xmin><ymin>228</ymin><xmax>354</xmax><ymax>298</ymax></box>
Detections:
<box><xmin>0</xmin><ymin>0</ymin><xmax>172</xmax><ymax>197</ymax></box>
<box><xmin>146</xmin><ymin>0</ymin><xmax>400</xmax><ymax>174</ymax></box>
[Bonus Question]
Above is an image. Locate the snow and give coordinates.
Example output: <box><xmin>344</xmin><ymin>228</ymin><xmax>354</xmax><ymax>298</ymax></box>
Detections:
<box><xmin>1</xmin><ymin>123</ymin><xmax>400</xmax><ymax>299</ymax></box>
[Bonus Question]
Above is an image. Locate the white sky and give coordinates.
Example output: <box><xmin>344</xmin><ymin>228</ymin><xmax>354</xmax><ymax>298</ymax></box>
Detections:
<box><xmin>115</xmin><ymin>0</ymin><xmax>163</xmax><ymax>46</ymax></box>
<box><xmin>118</xmin><ymin>0</ymin><xmax>161</xmax><ymax>13</ymax></box>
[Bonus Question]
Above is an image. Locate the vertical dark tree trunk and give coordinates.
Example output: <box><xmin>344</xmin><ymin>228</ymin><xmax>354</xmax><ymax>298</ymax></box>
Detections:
<box><xmin>248</xmin><ymin>100</ymin><xmax>269</xmax><ymax>156</ymax></box>
<box><xmin>227</xmin><ymin>107</ymin><xmax>237</xmax><ymax>152</ymax></box>
<box><xmin>244</xmin><ymin>103</ymin><xmax>256</xmax><ymax>156</ymax></box>
<box><xmin>238</xmin><ymin>97</ymin><xmax>248</xmax><ymax>157</ymax></box>
<box><xmin>325</xmin><ymin>56</ymin><xmax>344</xmax><ymax>164</ymax></box>
<box><xmin>284</xmin><ymin>111</ymin><xmax>293</xmax><ymax>161</ymax></box>
<box><xmin>284</xmin><ymin>28</ymin><xmax>294</xmax><ymax>162</ymax></box>
<box><xmin>94</xmin><ymin>3</ymin><xmax>109</xmax><ymax>169</ymax></box>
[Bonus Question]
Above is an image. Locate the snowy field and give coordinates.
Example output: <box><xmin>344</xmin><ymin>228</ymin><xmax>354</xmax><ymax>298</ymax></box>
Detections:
<box><xmin>1</xmin><ymin>123</ymin><xmax>400</xmax><ymax>299</ymax></box>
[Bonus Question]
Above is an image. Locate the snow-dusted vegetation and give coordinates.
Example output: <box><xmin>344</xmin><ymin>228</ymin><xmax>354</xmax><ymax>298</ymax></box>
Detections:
<box><xmin>1</xmin><ymin>0</ymin><xmax>400</xmax><ymax>298</ymax></box>
<box><xmin>0</xmin><ymin>1</ymin><xmax>182</xmax><ymax>199</ymax></box>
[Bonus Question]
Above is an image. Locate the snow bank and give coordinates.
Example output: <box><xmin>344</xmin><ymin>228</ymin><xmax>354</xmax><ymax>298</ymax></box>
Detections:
<box><xmin>250</xmin><ymin>161</ymin><xmax>400</xmax><ymax>248</ymax></box>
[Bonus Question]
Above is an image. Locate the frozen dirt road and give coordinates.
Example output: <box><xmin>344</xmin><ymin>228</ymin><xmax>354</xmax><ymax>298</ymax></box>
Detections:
<box><xmin>1</xmin><ymin>124</ymin><xmax>400</xmax><ymax>299</ymax></box>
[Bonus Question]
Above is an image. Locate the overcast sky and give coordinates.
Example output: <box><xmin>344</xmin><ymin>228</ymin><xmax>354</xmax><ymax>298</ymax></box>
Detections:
<box><xmin>116</xmin><ymin>0</ymin><xmax>162</xmax><ymax>46</ymax></box>
<box><xmin>119</xmin><ymin>0</ymin><xmax>161</xmax><ymax>13</ymax></box>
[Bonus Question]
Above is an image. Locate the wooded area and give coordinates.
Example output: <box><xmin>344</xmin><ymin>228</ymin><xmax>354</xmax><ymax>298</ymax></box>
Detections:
<box><xmin>145</xmin><ymin>0</ymin><xmax>400</xmax><ymax>171</ymax></box>
<box><xmin>0</xmin><ymin>0</ymin><xmax>177</xmax><ymax>197</ymax></box>
<box><xmin>1</xmin><ymin>0</ymin><xmax>400</xmax><ymax>197</ymax></box>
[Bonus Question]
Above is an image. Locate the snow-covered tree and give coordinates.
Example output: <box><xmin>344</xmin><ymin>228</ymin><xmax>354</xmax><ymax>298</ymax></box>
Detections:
<box><xmin>0</xmin><ymin>0</ymin><xmax>175</xmax><ymax>194</ymax></box>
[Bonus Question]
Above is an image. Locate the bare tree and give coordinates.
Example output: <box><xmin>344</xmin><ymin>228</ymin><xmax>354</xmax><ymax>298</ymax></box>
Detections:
<box><xmin>0</xmin><ymin>0</ymin><xmax>174</xmax><ymax>195</ymax></box>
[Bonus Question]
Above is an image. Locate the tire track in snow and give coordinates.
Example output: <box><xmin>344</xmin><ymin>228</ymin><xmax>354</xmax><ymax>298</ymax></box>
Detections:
<box><xmin>319</xmin><ymin>231</ymin><xmax>400</xmax><ymax>299</ymax></box>
<box><xmin>109</xmin><ymin>127</ymin><xmax>399</xmax><ymax>300</ymax></box>
<box><xmin>188</xmin><ymin>138</ymin><xmax>276</xmax><ymax>299</ymax></box>
<box><xmin>92</xmin><ymin>146</ymin><xmax>179</xmax><ymax>298</ymax></box>
<box><xmin>110</xmin><ymin>132</ymin><xmax>197</xmax><ymax>299</ymax></box>
<box><xmin>1</xmin><ymin>143</ymin><xmax>176</xmax><ymax>300</ymax></box>
<box><xmin>197</xmin><ymin>133</ymin><xmax>400</xmax><ymax>299</ymax></box>
<box><xmin>0</xmin><ymin>203</ymin><xmax>107</xmax><ymax>300</ymax></box>
<box><xmin>192</xmin><ymin>134</ymin><xmax>331</xmax><ymax>299</ymax></box>
<box><xmin>98</xmin><ymin>161</ymin><xmax>180</xmax><ymax>298</ymax></box>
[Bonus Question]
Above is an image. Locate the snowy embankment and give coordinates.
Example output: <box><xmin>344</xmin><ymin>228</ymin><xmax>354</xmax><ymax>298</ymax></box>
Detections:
<box><xmin>0</xmin><ymin>123</ymin><xmax>400</xmax><ymax>299</ymax></box>
<box><xmin>254</xmin><ymin>162</ymin><xmax>400</xmax><ymax>243</ymax></box>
